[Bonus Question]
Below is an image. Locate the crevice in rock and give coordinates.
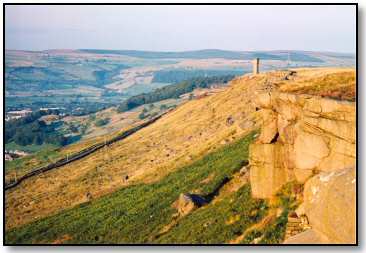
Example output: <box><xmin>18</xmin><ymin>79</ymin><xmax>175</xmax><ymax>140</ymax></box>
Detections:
<box><xmin>270</xmin><ymin>132</ymin><xmax>280</xmax><ymax>144</ymax></box>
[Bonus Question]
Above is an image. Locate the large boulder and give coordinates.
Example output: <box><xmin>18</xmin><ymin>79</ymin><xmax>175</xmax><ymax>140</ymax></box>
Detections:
<box><xmin>173</xmin><ymin>193</ymin><xmax>208</xmax><ymax>216</ymax></box>
<box><xmin>303</xmin><ymin>167</ymin><xmax>356</xmax><ymax>244</ymax></box>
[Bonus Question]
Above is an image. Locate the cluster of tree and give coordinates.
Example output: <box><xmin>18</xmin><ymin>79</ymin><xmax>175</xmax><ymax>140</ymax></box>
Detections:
<box><xmin>67</xmin><ymin>123</ymin><xmax>79</xmax><ymax>133</ymax></box>
<box><xmin>138</xmin><ymin>112</ymin><xmax>148</xmax><ymax>120</ymax></box>
<box><xmin>68</xmin><ymin>103</ymin><xmax>109</xmax><ymax>116</ymax></box>
<box><xmin>5</xmin><ymin>110</ymin><xmax>68</xmax><ymax>146</ymax></box>
<box><xmin>152</xmin><ymin>69</ymin><xmax>244</xmax><ymax>83</ymax></box>
<box><xmin>92</xmin><ymin>64</ymin><xmax>129</xmax><ymax>86</ymax></box>
<box><xmin>117</xmin><ymin>75</ymin><xmax>235</xmax><ymax>113</ymax></box>
<box><xmin>101</xmin><ymin>89</ymin><xmax>120</xmax><ymax>97</ymax></box>
<box><xmin>94</xmin><ymin>118</ymin><xmax>110</xmax><ymax>127</ymax></box>
<box><xmin>138</xmin><ymin>111</ymin><xmax>159</xmax><ymax>120</ymax></box>
<box><xmin>6</xmin><ymin>62</ymin><xmax>130</xmax><ymax>93</ymax></box>
<box><xmin>6</xmin><ymin>98</ymin><xmax>111</xmax><ymax>116</ymax></box>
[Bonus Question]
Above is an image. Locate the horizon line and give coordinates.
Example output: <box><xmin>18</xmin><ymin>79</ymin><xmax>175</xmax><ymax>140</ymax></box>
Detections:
<box><xmin>4</xmin><ymin>48</ymin><xmax>356</xmax><ymax>55</ymax></box>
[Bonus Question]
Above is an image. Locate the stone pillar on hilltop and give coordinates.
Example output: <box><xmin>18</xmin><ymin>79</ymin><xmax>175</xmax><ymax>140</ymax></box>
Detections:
<box><xmin>252</xmin><ymin>58</ymin><xmax>260</xmax><ymax>75</ymax></box>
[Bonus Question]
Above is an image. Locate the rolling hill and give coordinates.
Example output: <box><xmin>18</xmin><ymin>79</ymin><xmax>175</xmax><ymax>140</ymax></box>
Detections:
<box><xmin>5</xmin><ymin>49</ymin><xmax>355</xmax><ymax>112</ymax></box>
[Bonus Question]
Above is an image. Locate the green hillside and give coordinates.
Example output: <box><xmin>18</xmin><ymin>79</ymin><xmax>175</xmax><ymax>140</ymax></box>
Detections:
<box><xmin>6</xmin><ymin>132</ymin><xmax>271</xmax><ymax>244</ymax></box>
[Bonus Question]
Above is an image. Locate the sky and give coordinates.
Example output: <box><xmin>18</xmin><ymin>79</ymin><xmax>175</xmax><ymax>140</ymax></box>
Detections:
<box><xmin>5</xmin><ymin>5</ymin><xmax>356</xmax><ymax>53</ymax></box>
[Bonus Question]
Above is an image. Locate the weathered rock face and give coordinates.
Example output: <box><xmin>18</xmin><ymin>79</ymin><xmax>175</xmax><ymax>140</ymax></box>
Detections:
<box><xmin>249</xmin><ymin>143</ymin><xmax>290</xmax><ymax>198</ymax></box>
<box><xmin>249</xmin><ymin>92</ymin><xmax>356</xmax><ymax>198</ymax></box>
<box><xmin>303</xmin><ymin>167</ymin><xmax>356</xmax><ymax>244</ymax></box>
<box><xmin>249</xmin><ymin>91</ymin><xmax>356</xmax><ymax>244</ymax></box>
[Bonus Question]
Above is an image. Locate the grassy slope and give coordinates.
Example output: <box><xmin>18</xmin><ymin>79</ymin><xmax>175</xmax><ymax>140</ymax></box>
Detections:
<box><xmin>4</xmin><ymin>127</ymin><xmax>119</xmax><ymax>183</ymax></box>
<box><xmin>240</xmin><ymin>182</ymin><xmax>302</xmax><ymax>244</ymax></box>
<box><xmin>6</xmin><ymin>132</ymin><xmax>261</xmax><ymax>244</ymax></box>
<box><xmin>5</xmin><ymin>70</ymin><xmax>266</xmax><ymax>230</ymax></box>
<box><xmin>4</xmin><ymin>99</ymin><xmax>183</xmax><ymax>183</ymax></box>
<box><xmin>156</xmin><ymin>184</ymin><xmax>266</xmax><ymax>244</ymax></box>
<box><xmin>5</xmin><ymin>144</ymin><xmax>60</xmax><ymax>176</ymax></box>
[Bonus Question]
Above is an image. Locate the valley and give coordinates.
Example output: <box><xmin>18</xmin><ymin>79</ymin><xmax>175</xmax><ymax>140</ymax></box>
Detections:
<box><xmin>4</xmin><ymin>49</ymin><xmax>355</xmax><ymax>156</ymax></box>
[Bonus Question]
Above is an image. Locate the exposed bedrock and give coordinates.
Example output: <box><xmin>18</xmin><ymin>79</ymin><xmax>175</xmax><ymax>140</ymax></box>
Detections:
<box><xmin>248</xmin><ymin>91</ymin><xmax>356</xmax><ymax>244</ymax></box>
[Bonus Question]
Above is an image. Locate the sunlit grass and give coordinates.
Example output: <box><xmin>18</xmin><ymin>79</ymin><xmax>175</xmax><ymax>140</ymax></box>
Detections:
<box><xmin>6</xmin><ymin>132</ymin><xmax>259</xmax><ymax>244</ymax></box>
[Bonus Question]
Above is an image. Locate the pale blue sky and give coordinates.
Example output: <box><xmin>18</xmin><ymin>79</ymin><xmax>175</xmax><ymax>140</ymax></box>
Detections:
<box><xmin>5</xmin><ymin>5</ymin><xmax>356</xmax><ymax>53</ymax></box>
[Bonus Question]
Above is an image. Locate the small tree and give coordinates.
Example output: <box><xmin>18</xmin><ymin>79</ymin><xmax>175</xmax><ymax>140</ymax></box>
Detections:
<box><xmin>94</xmin><ymin>118</ymin><xmax>110</xmax><ymax>127</ymax></box>
<box><xmin>89</xmin><ymin>114</ymin><xmax>96</xmax><ymax>121</ymax></box>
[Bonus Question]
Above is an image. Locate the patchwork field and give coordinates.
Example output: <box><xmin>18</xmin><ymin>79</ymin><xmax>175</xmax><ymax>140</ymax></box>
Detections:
<box><xmin>5</xmin><ymin>49</ymin><xmax>355</xmax><ymax>112</ymax></box>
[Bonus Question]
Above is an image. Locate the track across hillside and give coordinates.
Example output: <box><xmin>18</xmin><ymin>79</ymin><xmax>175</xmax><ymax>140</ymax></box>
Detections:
<box><xmin>5</xmin><ymin>112</ymin><xmax>167</xmax><ymax>191</ymax></box>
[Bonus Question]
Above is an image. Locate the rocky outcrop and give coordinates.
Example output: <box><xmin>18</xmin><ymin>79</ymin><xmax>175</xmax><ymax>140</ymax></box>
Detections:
<box><xmin>249</xmin><ymin>91</ymin><xmax>355</xmax><ymax>198</ymax></box>
<box><xmin>249</xmin><ymin>91</ymin><xmax>356</xmax><ymax>244</ymax></box>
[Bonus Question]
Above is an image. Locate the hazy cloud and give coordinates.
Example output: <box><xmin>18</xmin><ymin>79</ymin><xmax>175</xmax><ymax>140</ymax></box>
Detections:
<box><xmin>5</xmin><ymin>5</ymin><xmax>356</xmax><ymax>53</ymax></box>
